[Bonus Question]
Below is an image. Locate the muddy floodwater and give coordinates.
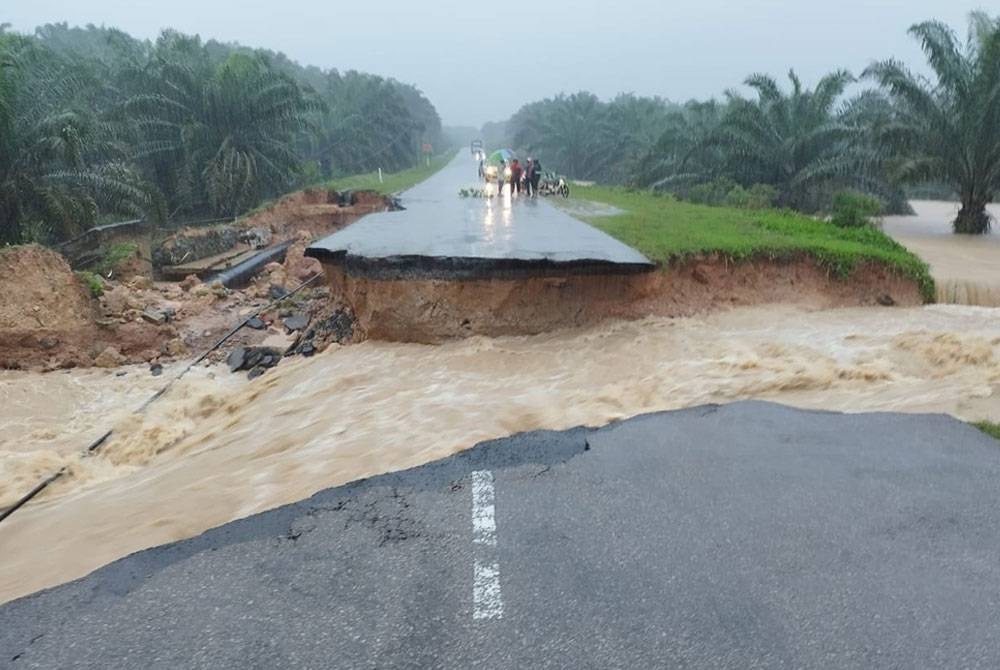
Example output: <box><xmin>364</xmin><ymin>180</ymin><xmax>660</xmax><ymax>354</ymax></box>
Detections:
<box><xmin>3</xmin><ymin>303</ymin><xmax>1000</xmax><ymax>603</ymax></box>
<box><xmin>885</xmin><ymin>200</ymin><xmax>1000</xmax><ymax>305</ymax></box>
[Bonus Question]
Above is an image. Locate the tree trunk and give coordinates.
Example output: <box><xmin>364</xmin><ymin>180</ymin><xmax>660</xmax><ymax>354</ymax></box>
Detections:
<box><xmin>954</xmin><ymin>197</ymin><xmax>992</xmax><ymax>234</ymax></box>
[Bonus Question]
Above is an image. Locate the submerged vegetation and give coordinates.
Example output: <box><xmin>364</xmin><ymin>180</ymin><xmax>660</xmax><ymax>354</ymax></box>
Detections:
<box><xmin>0</xmin><ymin>23</ymin><xmax>444</xmax><ymax>245</ymax></box>
<box><xmin>566</xmin><ymin>186</ymin><xmax>935</xmax><ymax>301</ymax></box>
<box><xmin>497</xmin><ymin>12</ymin><xmax>1000</xmax><ymax>235</ymax></box>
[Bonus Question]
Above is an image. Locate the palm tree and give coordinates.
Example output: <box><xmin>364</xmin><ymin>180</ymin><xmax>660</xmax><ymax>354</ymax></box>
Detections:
<box><xmin>0</xmin><ymin>35</ymin><xmax>144</xmax><ymax>244</ymax></box>
<box><xmin>865</xmin><ymin>12</ymin><xmax>1000</xmax><ymax>234</ymax></box>
<box><xmin>632</xmin><ymin>100</ymin><xmax>725</xmax><ymax>188</ymax></box>
<box><xmin>127</xmin><ymin>48</ymin><xmax>316</xmax><ymax>217</ymax></box>
<box><xmin>510</xmin><ymin>92</ymin><xmax>618</xmax><ymax>180</ymax></box>
<box><xmin>312</xmin><ymin>71</ymin><xmax>421</xmax><ymax>176</ymax></box>
<box><xmin>710</xmin><ymin>70</ymin><xmax>872</xmax><ymax>210</ymax></box>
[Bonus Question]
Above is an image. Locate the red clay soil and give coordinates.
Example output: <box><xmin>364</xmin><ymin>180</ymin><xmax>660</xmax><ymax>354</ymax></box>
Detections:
<box><xmin>0</xmin><ymin>188</ymin><xmax>392</xmax><ymax>371</ymax></box>
<box><xmin>0</xmin><ymin>245</ymin><xmax>173</xmax><ymax>370</ymax></box>
<box><xmin>0</xmin><ymin>243</ymin><xmax>334</xmax><ymax>371</ymax></box>
<box><xmin>236</xmin><ymin>188</ymin><xmax>389</xmax><ymax>239</ymax></box>
<box><xmin>323</xmin><ymin>255</ymin><xmax>924</xmax><ymax>342</ymax></box>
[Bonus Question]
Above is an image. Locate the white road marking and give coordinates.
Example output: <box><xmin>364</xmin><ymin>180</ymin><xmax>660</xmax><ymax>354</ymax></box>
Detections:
<box><xmin>471</xmin><ymin>470</ymin><xmax>497</xmax><ymax>546</ymax></box>
<box><xmin>473</xmin><ymin>561</ymin><xmax>504</xmax><ymax>620</ymax></box>
<box><xmin>471</xmin><ymin>470</ymin><xmax>503</xmax><ymax>620</ymax></box>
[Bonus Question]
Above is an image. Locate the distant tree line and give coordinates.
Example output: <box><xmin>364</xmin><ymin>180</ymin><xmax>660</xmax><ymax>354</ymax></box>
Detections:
<box><xmin>0</xmin><ymin>22</ymin><xmax>443</xmax><ymax>245</ymax></box>
<box><xmin>495</xmin><ymin>12</ymin><xmax>1000</xmax><ymax>234</ymax></box>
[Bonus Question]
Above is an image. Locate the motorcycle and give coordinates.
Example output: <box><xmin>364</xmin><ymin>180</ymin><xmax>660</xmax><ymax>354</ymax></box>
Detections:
<box><xmin>538</xmin><ymin>171</ymin><xmax>570</xmax><ymax>198</ymax></box>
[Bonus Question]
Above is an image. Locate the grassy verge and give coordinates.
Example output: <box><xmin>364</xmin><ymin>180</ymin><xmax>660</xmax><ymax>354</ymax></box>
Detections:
<box><xmin>565</xmin><ymin>186</ymin><xmax>935</xmax><ymax>302</ymax></box>
<box><xmin>321</xmin><ymin>151</ymin><xmax>455</xmax><ymax>195</ymax></box>
<box><xmin>973</xmin><ymin>421</ymin><xmax>1000</xmax><ymax>441</ymax></box>
<box><xmin>239</xmin><ymin>152</ymin><xmax>456</xmax><ymax>221</ymax></box>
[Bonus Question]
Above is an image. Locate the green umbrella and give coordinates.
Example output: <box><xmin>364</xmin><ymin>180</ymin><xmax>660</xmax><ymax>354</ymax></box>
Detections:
<box><xmin>487</xmin><ymin>149</ymin><xmax>516</xmax><ymax>164</ymax></box>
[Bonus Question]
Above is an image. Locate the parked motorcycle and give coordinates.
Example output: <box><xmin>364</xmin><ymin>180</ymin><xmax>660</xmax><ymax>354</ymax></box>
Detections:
<box><xmin>538</xmin><ymin>171</ymin><xmax>570</xmax><ymax>198</ymax></box>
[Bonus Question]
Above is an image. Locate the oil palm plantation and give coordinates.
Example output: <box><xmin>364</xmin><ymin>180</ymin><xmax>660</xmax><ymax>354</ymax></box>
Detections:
<box><xmin>0</xmin><ymin>35</ymin><xmax>145</xmax><ymax>244</ymax></box>
<box><xmin>509</xmin><ymin>92</ymin><xmax>618</xmax><ymax>181</ymax></box>
<box><xmin>127</xmin><ymin>48</ymin><xmax>316</xmax><ymax>217</ymax></box>
<box><xmin>710</xmin><ymin>69</ymin><xmax>872</xmax><ymax>211</ymax></box>
<box><xmin>865</xmin><ymin>12</ymin><xmax>1000</xmax><ymax>234</ymax></box>
<box><xmin>632</xmin><ymin>100</ymin><xmax>725</xmax><ymax>189</ymax></box>
<box><xmin>311</xmin><ymin>71</ymin><xmax>422</xmax><ymax>176</ymax></box>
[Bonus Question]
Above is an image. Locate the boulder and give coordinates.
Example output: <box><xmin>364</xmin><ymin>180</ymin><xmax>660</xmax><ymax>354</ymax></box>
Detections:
<box><xmin>94</xmin><ymin>346</ymin><xmax>126</xmax><ymax>368</ymax></box>
<box><xmin>283</xmin><ymin>313</ymin><xmax>310</xmax><ymax>332</ymax></box>
<box><xmin>179</xmin><ymin>274</ymin><xmax>201</xmax><ymax>292</ymax></box>
<box><xmin>227</xmin><ymin>346</ymin><xmax>247</xmax><ymax>372</ymax></box>
<box><xmin>141</xmin><ymin>308</ymin><xmax>167</xmax><ymax>325</ymax></box>
<box><xmin>164</xmin><ymin>337</ymin><xmax>187</xmax><ymax>357</ymax></box>
<box><xmin>228</xmin><ymin>346</ymin><xmax>283</xmax><ymax>374</ymax></box>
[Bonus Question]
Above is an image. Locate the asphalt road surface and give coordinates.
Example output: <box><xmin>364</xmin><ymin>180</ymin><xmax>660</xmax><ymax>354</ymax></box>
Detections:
<box><xmin>306</xmin><ymin>152</ymin><xmax>652</xmax><ymax>272</ymax></box>
<box><xmin>4</xmin><ymin>401</ymin><xmax>1000</xmax><ymax>669</ymax></box>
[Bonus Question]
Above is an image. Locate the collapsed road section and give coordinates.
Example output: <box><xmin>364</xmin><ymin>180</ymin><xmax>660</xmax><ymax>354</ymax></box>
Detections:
<box><xmin>305</xmin><ymin>153</ymin><xmax>655</xmax><ymax>340</ymax></box>
<box><xmin>305</xmin><ymin>153</ymin><xmax>925</xmax><ymax>342</ymax></box>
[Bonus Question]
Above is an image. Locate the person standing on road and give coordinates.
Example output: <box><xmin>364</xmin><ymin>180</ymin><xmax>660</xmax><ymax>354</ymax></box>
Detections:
<box><xmin>529</xmin><ymin>158</ymin><xmax>542</xmax><ymax>197</ymax></box>
<box><xmin>509</xmin><ymin>159</ymin><xmax>523</xmax><ymax>195</ymax></box>
<box><xmin>495</xmin><ymin>160</ymin><xmax>505</xmax><ymax>195</ymax></box>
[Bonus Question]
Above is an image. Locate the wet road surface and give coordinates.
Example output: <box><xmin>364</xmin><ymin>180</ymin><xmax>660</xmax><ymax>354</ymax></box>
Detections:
<box><xmin>4</xmin><ymin>401</ymin><xmax>1000</xmax><ymax>669</ymax></box>
<box><xmin>307</xmin><ymin>153</ymin><xmax>652</xmax><ymax>270</ymax></box>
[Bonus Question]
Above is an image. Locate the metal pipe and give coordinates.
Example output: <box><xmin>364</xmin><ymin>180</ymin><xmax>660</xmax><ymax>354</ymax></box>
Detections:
<box><xmin>204</xmin><ymin>240</ymin><xmax>294</xmax><ymax>288</ymax></box>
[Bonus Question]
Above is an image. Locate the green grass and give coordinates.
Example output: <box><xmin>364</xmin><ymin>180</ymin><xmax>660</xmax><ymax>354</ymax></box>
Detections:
<box><xmin>321</xmin><ymin>152</ymin><xmax>455</xmax><ymax>195</ymax></box>
<box><xmin>973</xmin><ymin>421</ymin><xmax>1000</xmax><ymax>441</ymax></box>
<box><xmin>566</xmin><ymin>185</ymin><xmax>936</xmax><ymax>302</ymax></box>
<box><xmin>91</xmin><ymin>242</ymin><xmax>138</xmax><ymax>276</ymax></box>
<box><xmin>240</xmin><ymin>152</ymin><xmax>456</xmax><ymax>220</ymax></box>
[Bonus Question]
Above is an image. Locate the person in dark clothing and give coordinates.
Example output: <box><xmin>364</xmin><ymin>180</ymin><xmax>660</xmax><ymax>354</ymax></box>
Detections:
<box><xmin>528</xmin><ymin>158</ymin><xmax>542</xmax><ymax>196</ymax></box>
<box><xmin>509</xmin><ymin>159</ymin><xmax>523</xmax><ymax>195</ymax></box>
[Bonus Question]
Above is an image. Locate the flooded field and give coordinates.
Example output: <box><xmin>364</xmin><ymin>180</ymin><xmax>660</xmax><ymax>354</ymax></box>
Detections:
<box><xmin>3</xmin><ymin>302</ymin><xmax>1000</xmax><ymax>603</ymax></box>
<box><xmin>885</xmin><ymin>200</ymin><xmax>1000</xmax><ymax>305</ymax></box>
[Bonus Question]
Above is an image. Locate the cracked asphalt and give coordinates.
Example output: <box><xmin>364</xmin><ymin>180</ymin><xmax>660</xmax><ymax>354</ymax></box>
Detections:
<box><xmin>3</xmin><ymin>401</ymin><xmax>1000</xmax><ymax>669</ymax></box>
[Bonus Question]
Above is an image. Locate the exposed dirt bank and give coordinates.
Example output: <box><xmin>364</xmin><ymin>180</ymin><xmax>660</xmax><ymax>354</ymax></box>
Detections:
<box><xmin>325</xmin><ymin>256</ymin><xmax>923</xmax><ymax>342</ymax></box>
<box><xmin>155</xmin><ymin>189</ymin><xmax>392</xmax><ymax>277</ymax></box>
<box><xmin>0</xmin><ymin>245</ymin><xmax>166</xmax><ymax>370</ymax></box>
<box><xmin>0</xmin><ymin>241</ymin><xmax>348</xmax><ymax>371</ymax></box>
<box><xmin>0</xmin><ymin>187</ymin><xmax>395</xmax><ymax>371</ymax></box>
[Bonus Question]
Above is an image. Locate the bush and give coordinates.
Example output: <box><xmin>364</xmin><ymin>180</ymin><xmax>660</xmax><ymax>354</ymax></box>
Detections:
<box><xmin>830</xmin><ymin>191</ymin><xmax>882</xmax><ymax>228</ymax></box>
<box><xmin>77</xmin><ymin>271</ymin><xmax>105</xmax><ymax>298</ymax></box>
<box><xmin>686</xmin><ymin>177</ymin><xmax>738</xmax><ymax>206</ymax></box>
<box><xmin>92</xmin><ymin>242</ymin><xmax>139</xmax><ymax>276</ymax></box>
<box><xmin>681</xmin><ymin>179</ymin><xmax>778</xmax><ymax>210</ymax></box>
<box><xmin>747</xmin><ymin>184</ymin><xmax>779</xmax><ymax>209</ymax></box>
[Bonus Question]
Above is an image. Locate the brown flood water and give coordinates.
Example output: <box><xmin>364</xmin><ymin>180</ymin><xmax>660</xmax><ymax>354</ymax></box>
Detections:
<box><xmin>3</xmin><ymin>303</ymin><xmax>1000</xmax><ymax>603</ymax></box>
<box><xmin>884</xmin><ymin>200</ymin><xmax>1000</xmax><ymax>305</ymax></box>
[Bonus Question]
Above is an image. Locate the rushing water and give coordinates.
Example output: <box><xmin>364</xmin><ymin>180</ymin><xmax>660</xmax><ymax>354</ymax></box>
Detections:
<box><xmin>2</xmin><ymin>303</ymin><xmax>1000</xmax><ymax>603</ymax></box>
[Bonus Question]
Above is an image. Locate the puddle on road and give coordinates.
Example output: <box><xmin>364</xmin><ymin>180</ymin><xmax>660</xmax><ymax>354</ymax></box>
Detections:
<box><xmin>2</xmin><ymin>303</ymin><xmax>1000</xmax><ymax>603</ymax></box>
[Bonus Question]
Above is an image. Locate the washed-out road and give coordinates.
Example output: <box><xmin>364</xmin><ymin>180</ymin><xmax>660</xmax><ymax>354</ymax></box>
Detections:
<box><xmin>3</xmin><ymin>401</ymin><xmax>1000</xmax><ymax>669</ymax></box>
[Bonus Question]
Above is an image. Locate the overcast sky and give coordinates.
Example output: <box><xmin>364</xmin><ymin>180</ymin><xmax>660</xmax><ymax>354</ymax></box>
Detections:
<box><xmin>6</xmin><ymin>0</ymin><xmax>989</xmax><ymax>127</ymax></box>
